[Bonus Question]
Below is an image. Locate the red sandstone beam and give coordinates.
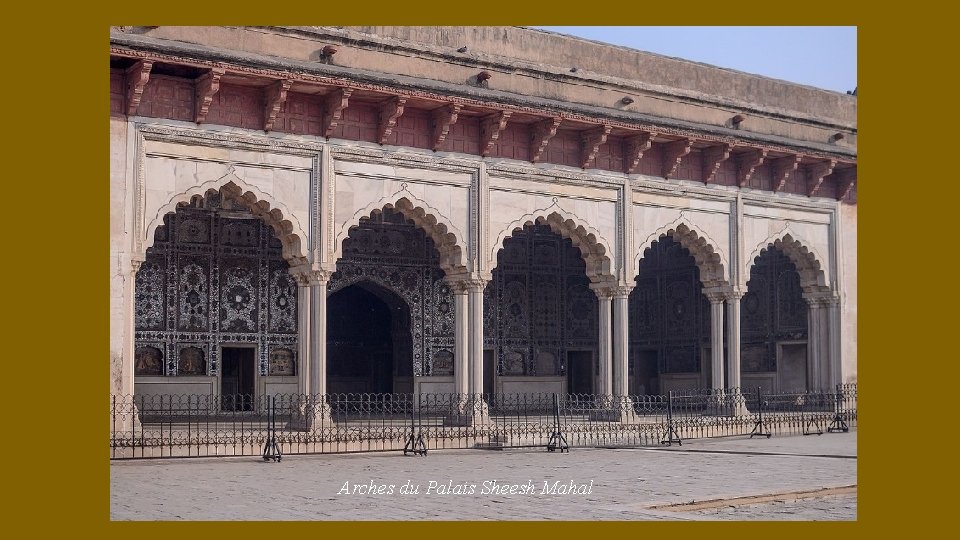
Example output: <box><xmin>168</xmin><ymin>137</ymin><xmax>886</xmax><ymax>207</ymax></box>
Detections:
<box><xmin>737</xmin><ymin>148</ymin><xmax>768</xmax><ymax>187</ymax></box>
<box><xmin>194</xmin><ymin>68</ymin><xmax>224</xmax><ymax>124</ymax></box>
<box><xmin>378</xmin><ymin>96</ymin><xmax>407</xmax><ymax>145</ymax></box>
<box><xmin>322</xmin><ymin>87</ymin><xmax>352</xmax><ymax>139</ymax></box>
<box><xmin>263</xmin><ymin>79</ymin><xmax>292</xmax><ymax>132</ymax></box>
<box><xmin>702</xmin><ymin>143</ymin><xmax>731</xmax><ymax>184</ymax></box>
<box><xmin>806</xmin><ymin>158</ymin><xmax>837</xmax><ymax>197</ymax></box>
<box><xmin>480</xmin><ymin>111</ymin><xmax>511</xmax><ymax>157</ymax></box>
<box><xmin>530</xmin><ymin>117</ymin><xmax>562</xmax><ymax>163</ymax></box>
<box><xmin>624</xmin><ymin>132</ymin><xmax>655</xmax><ymax>174</ymax></box>
<box><xmin>125</xmin><ymin>59</ymin><xmax>153</xmax><ymax>116</ymax></box>
<box><xmin>431</xmin><ymin>103</ymin><xmax>461</xmax><ymax>151</ymax></box>
<box><xmin>772</xmin><ymin>154</ymin><xmax>803</xmax><ymax>193</ymax></box>
<box><xmin>663</xmin><ymin>138</ymin><xmax>693</xmax><ymax>179</ymax></box>
<box><xmin>580</xmin><ymin>124</ymin><xmax>612</xmax><ymax>169</ymax></box>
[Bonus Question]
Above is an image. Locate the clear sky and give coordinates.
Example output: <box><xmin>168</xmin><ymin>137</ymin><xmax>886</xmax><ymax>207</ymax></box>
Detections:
<box><xmin>533</xmin><ymin>27</ymin><xmax>857</xmax><ymax>94</ymax></box>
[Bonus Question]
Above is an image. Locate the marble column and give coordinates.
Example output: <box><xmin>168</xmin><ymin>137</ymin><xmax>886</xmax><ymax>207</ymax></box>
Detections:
<box><xmin>612</xmin><ymin>286</ymin><xmax>631</xmax><ymax>397</ymax></box>
<box><xmin>124</xmin><ymin>260</ymin><xmax>142</xmax><ymax>397</ymax></box>
<box><xmin>704</xmin><ymin>290</ymin><xmax>726</xmax><ymax>392</ymax></box>
<box><xmin>446</xmin><ymin>278</ymin><xmax>470</xmax><ymax>397</ymax></box>
<box><xmin>804</xmin><ymin>295</ymin><xmax>823</xmax><ymax>391</ymax></box>
<box><xmin>466</xmin><ymin>277</ymin><xmax>487</xmax><ymax>397</ymax></box>
<box><xmin>309</xmin><ymin>271</ymin><xmax>330</xmax><ymax>398</ymax></box>
<box><xmin>826</xmin><ymin>296</ymin><xmax>842</xmax><ymax>389</ymax></box>
<box><xmin>292</xmin><ymin>271</ymin><xmax>312</xmax><ymax>397</ymax></box>
<box><xmin>726</xmin><ymin>288</ymin><xmax>743</xmax><ymax>391</ymax></box>
<box><xmin>590</xmin><ymin>286</ymin><xmax>613</xmax><ymax>396</ymax></box>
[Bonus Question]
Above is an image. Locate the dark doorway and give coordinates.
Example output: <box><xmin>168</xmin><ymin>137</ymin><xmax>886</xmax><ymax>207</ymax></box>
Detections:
<box><xmin>327</xmin><ymin>282</ymin><xmax>410</xmax><ymax>394</ymax></box>
<box><xmin>483</xmin><ymin>349</ymin><xmax>495</xmax><ymax>398</ymax></box>
<box><xmin>567</xmin><ymin>351</ymin><xmax>594</xmax><ymax>395</ymax></box>
<box><xmin>635</xmin><ymin>350</ymin><xmax>659</xmax><ymax>396</ymax></box>
<box><xmin>221</xmin><ymin>347</ymin><xmax>256</xmax><ymax>411</ymax></box>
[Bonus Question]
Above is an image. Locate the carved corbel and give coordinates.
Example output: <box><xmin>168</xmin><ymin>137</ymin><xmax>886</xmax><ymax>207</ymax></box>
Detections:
<box><xmin>737</xmin><ymin>148</ymin><xmax>768</xmax><ymax>187</ymax></box>
<box><xmin>836</xmin><ymin>167</ymin><xmax>857</xmax><ymax>200</ymax></box>
<box><xmin>125</xmin><ymin>59</ymin><xmax>153</xmax><ymax>116</ymax></box>
<box><xmin>431</xmin><ymin>103</ymin><xmax>461</xmax><ymax>151</ymax></box>
<box><xmin>772</xmin><ymin>154</ymin><xmax>803</xmax><ymax>192</ymax></box>
<box><xmin>530</xmin><ymin>117</ymin><xmax>562</xmax><ymax>163</ymax></box>
<box><xmin>378</xmin><ymin>96</ymin><xmax>407</xmax><ymax>145</ymax></box>
<box><xmin>702</xmin><ymin>143</ymin><xmax>732</xmax><ymax>184</ymax></box>
<box><xmin>580</xmin><ymin>125</ymin><xmax>611</xmax><ymax>169</ymax></box>
<box><xmin>806</xmin><ymin>158</ymin><xmax>837</xmax><ymax>197</ymax></box>
<box><xmin>624</xmin><ymin>131</ymin><xmax>655</xmax><ymax>174</ymax></box>
<box><xmin>662</xmin><ymin>138</ymin><xmax>693</xmax><ymax>179</ymax></box>
<box><xmin>480</xmin><ymin>111</ymin><xmax>511</xmax><ymax>157</ymax></box>
<box><xmin>263</xmin><ymin>79</ymin><xmax>292</xmax><ymax>132</ymax></box>
<box><xmin>321</xmin><ymin>87</ymin><xmax>352</xmax><ymax>138</ymax></box>
<box><xmin>194</xmin><ymin>68</ymin><xmax>224</xmax><ymax>124</ymax></box>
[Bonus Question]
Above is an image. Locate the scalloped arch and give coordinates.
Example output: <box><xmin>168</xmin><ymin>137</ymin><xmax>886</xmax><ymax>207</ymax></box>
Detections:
<box><xmin>144</xmin><ymin>174</ymin><xmax>309</xmax><ymax>267</ymax></box>
<box><xmin>747</xmin><ymin>228</ymin><xmax>828</xmax><ymax>292</ymax></box>
<box><xmin>491</xmin><ymin>209</ymin><xmax>614</xmax><ymax>283</ymax></box>
<box><xmin>636</xmin><ymin>217</ymin><xmax>729</xmax><ymax>288</ymax></box>
<box><xmin>335</xmin><ymin>195</ymin><xmax>467</xmax><ymax>275</ymax></box>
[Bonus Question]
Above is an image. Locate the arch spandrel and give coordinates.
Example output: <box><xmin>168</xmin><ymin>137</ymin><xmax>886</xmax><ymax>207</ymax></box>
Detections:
<box><xmin>635</xmin><ymin>216</ymin><xmax>730</xmax><ymax>288</ymax></box>
<box><xmin>490</xmin><ymin>209</ymin><xmax>615</xmax><ymax>283</ymax></box>
<box><xmin>334</xmin><ymin>194</ymin><xmax>468</xmax><ymax>276</ymax></box>
<box><xmin>143</xmin><ymin>173</ymin><xmax>309</xmax><ymax>266</ymax></box>
<box><xmin>746</xmin><ymin>227</ymin><xmax>829</xmax><ymax>293</ymax></box>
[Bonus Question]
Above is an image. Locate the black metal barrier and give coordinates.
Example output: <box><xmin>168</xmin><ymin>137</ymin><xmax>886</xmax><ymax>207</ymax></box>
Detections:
<box><xmin>110</xmin><ymin>384</ymin><xmax>857</xmax><ymax>459</ymax></box>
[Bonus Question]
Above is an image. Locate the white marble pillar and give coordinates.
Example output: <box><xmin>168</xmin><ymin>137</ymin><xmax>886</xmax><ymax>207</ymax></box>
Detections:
<box><xmin>726</xmin><ymin>289</ymin><xmax>743</xmax><ymax>391</ymax></box>
<box><xmin>124</xmin><ymin>260</ymin><xmax>142</xmax><ymax>397</ymax></box>
<box><xmin>293</xmin><ymin>272</ymin><xmax>312</xmax><ymax>396</ymax></box>
<box><xmin>826</xmin><ymin>297</ymin><xmax>842</xmax><ymax>388</ymax></box>
<box><xmin>447</xmin><ymin>279</ymin><xmax>470</xmax><ymax>397</ymax></box>
<box><xmin>592</xmin><ymin>287</ymin><xmax>613</xmax><ymax>396</ymax></box>
<box><xmin>467</xmin><ymin>278</ymin><xmax>486</xmax><ymax>397</ymax></box>
<box><xmin>310</xmin><ymin>272</ymin><xmax>330</xmax><ymax>397</ymax></box>
<box><xmin>805</xmin><ymin>296</ymin><xmax>823</xmax><ymax>391</ymax></box>
<box><xmin>612</xmin><ymin>286</ymin><xmax>631</xmax><ymax>397</ymax></box>
<box><xmin>705</xmin><ymin>290</ymin><xmax>726</xmax><ymax>391</ymax></box>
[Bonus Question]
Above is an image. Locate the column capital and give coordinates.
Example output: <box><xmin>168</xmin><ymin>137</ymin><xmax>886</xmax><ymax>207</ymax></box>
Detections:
<box><xmin>802</xmin><ymin>290</ymin><xmax>839</xmax><ymax>308</ymax></box>
<box><xmin>590</xmin><ymin>282</ymin><xmax>633</xmax><ymax>299</ymax></box>
<box><xmin>445</xmin><ymin>273</ymin><xmax>489</xmax><ymax>293</ymax></box>
<box><xmin>289</xmin><ymin>265</ymin><xmax>332</xmax><ymax>287</ymax></box>
<box><xmin>724</xmin><ymin>287</ymin><xmax>746</xmax><ymax>301</ymax></box>
<box><xmin>589</xmin><ymin>283</ymin><xmax>616</xmax><ymax>299</ymax></box>
<box><xmin>702</xmin><ymin>286</ymin><xmax>728</xmax><ymax>304</ymax></box>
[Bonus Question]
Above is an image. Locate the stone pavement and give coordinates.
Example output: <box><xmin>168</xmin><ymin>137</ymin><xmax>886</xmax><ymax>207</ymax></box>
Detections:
<box><xmin>111</xmin><ymin>431</ymin><xmax>856</xmax><ymax>521</ymax></box>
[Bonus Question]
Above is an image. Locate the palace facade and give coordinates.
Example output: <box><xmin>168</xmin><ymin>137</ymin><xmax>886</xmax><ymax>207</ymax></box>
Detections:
<box><xmin>109</xmin><ymin>26</ymin><xmax>857</xmax><ymax>401</ymax></box>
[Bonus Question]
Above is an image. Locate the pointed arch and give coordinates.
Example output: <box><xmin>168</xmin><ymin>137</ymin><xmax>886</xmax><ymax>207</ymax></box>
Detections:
<box><xmin>637</xmin><ymin>217</ymin><xmax>729</xmax><ymax>288</ymax></box>
<box><xmin>492</xmin><ymin>209</ymin><xmax>614</xmax><ymax>283</ymax></box>
<box><xmin>747</xmin><ymin>227</ymin><xmax>828</xmax><ymax>292</ymax></box>
<box><xmin>335</xmin><ymin>195</ymin><xmax>467</xmax><ymax>275</ymax></box>
<box><xmin>144</xmin><ymin>173</ymin><xmax>308</xmax><ymax>267</ymax></box>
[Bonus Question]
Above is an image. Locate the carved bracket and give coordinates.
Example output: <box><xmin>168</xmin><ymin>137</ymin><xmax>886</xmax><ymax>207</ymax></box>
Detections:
<box><xmin>772</xmin><ymin>154</ymin><xmax>803</xmax><ymax>192</ymax></box>
<box><xmin>378</xmin><ymin>96</ymin><xmax>407</xmax><ymax>145</ymax></box>
<box><xmin>431</xmin><ymin>103</ymin><xmax>461</xmax><ymax>151</ymax></box>
<box><xmin>624</xmin><ymin>131</ymin><xmax>655</xmax><ymax>174</ymax></box>
<box><xmin>662</xmin><ymin>138</ymin><xmax>693</xmax><ymax>179</ymax></box>
<box><xmin>194</xmin><ymin>68</ymin><xmax>224</xmax><ymax>124</ymax></box>
<box><xmin>836</xmin><ymin>167</ymin><xmax>857</xmax><ymax>200</ymax></box>
<box><xmin>806</xmin><ymin>158</ymin><xmax>837</xmax><ymax>197</ymax></box>
<box><xmin>263</xmin><ymin>79</ymin><xmax>292</xmax><ymax>132</ymax></box>
<box><xmin>479</xmin><ymin>111</ymin><xmax>511</xmax><ymax>157</ymax></box>
<box><xmin>580</xmin><ymin>124</ymin><xmax>611</xmax><ymax>169</ymax></box>
<box><xmin>737</xmin><ymin>148</ymin><xmax>768</xmax><ymax>187</ymax></box>
<box><xmin>530</xmin><ymin>117</ymin><xmax>562</xmax><ymax>163</ymax></box>
<box><xmin>322</xmin><ymin>87</ymin><xmax>352</xmax><ymax>139</ymax></box>
<box><xmin>702</xmin><ymin>143</ymin><xmax>731</xmax><ymax>184</ymax></box>
<box><xmin>125</xmin><ymin>59</ymin><xmax>153</xmax><ymax>116</ymax></box>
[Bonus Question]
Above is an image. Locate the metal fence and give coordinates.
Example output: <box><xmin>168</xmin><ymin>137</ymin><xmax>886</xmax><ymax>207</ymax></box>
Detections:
<box><xmin>110</xmin><ymin>384</ymin><xmax>857</xmax><ymax>459</ymax></box>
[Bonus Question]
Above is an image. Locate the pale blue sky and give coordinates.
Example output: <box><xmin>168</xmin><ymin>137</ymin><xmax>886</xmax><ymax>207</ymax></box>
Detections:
<box><xmin>534</xmin><ymin>26</ymin><xmax>857</xmax><ymax>94</ymax></box>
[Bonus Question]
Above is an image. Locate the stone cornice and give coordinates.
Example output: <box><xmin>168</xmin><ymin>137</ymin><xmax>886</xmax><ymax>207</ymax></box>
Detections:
<box><xmin>110</xmin><ymin>35</ymin><xmax>857</xmax><ymax>161</ymax></box>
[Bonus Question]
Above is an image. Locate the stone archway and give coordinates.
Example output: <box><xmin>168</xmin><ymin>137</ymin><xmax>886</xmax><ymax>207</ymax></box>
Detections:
<box><xmin>132</xmin><ymin>187</ymin><xmax>303</xmax><ymax>395</ymax></box>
